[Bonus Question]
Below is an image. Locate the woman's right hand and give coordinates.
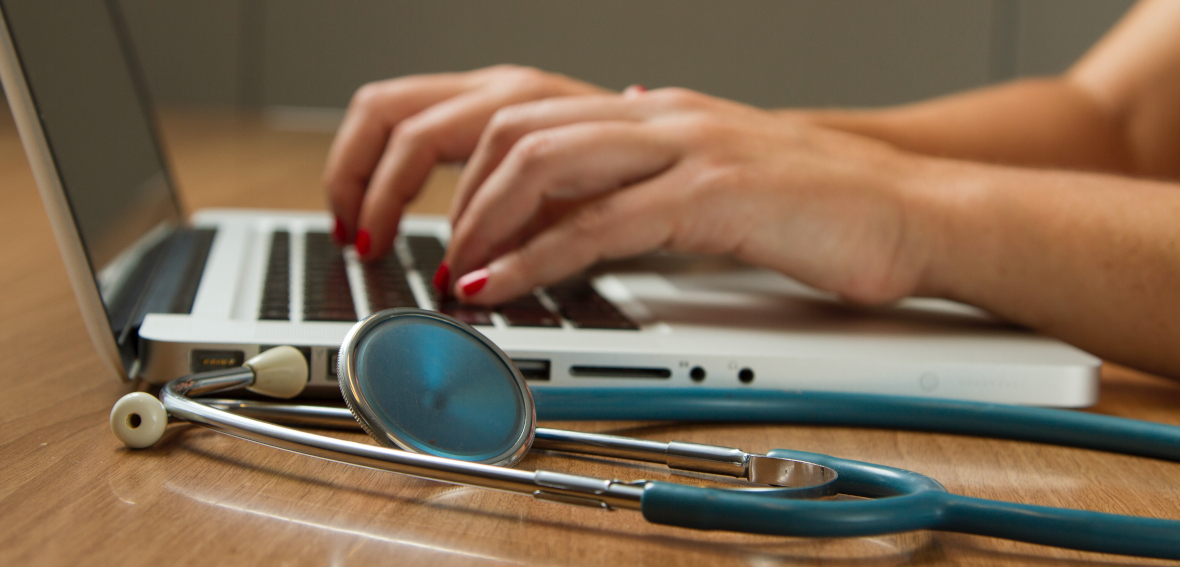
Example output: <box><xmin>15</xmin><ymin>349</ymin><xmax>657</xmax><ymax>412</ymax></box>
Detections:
<box><xmin>322</xmin><ymin>65</ymin><xmax>609</xmax><ymax>261</ymax></box>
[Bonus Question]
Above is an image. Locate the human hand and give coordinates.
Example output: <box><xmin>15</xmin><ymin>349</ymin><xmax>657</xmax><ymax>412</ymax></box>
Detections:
<box><xmin>323</xmin><ymin>65</ymin><xmax>608</xmax><ymax>260</ymax></box>
<box><xmin>441</xmin><ymin>87</ymin><xmax>937</xmax><ymax>306</ymax></box>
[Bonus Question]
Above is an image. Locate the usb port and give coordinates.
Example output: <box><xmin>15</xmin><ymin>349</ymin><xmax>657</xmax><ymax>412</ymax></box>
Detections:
<box><xmin>512</xmin><ymin>359</ymin><xmax>551</xmax><ymax>381</ymax></box>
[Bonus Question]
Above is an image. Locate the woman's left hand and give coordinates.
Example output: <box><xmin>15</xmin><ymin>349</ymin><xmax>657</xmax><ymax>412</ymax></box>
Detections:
<box><xmin>441</xmin><ymin>87</ymin><xmax>937</xmax><ymax>306</ymax></box>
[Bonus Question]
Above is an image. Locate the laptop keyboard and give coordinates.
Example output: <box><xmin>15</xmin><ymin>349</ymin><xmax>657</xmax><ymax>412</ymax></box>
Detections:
<box><xmin>303</xmin><ymin>232</ymin><xmax>358</xmax><ymax>321</ymax></box>
<box><xmin>361</xmin><ymin>245</ymin><xmax>417</xmax><ymax>312</ymax></box>
<box><xmin>259</xmin><ymin>231</ymin><xmax>290</xmax><ymax>320</ymax></box>
<box><xmin>260</xmin><ymin>231</ymin><xmax>636</xmax><ymax>330</ymax></box>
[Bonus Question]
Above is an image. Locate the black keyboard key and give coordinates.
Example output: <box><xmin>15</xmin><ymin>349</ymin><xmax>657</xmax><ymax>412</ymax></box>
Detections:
<box><xmin>362</xmin><ymin>251</ymin><xmax>417</xmax><ymax>312</ymax></box>
<box><xmin>497</xmin><ymin>294</ymin><xmax>561</xmax><ymax>328</ymax></box>
<box><xmin>402</xmin><ymin>235</ymin><xmax>636</xmax><ymax>330</ymax></box>
<box><xmin>305</xmin><ymin>309</ymin><xmax>360</xmax><ymax>322</ymax></box>
<box><xmin>303</xmin><ymin>232</ymin><xmax>357</xmax><ymax>322</ymax></box>
<box><xmin>406</xmin><ymin>235</ymin><xmax>446</xmax><ymax>274</ymax></box>
<box><xmin>437</xmin><ymin>300</ymin><xmax>494</xmax><ymax>326</ymax></box>
<box><xmin>259</xmin><ymin>308</ymin><xmax>290</xmax><ymax>321</ymax></box>
<box><xmin>259</xmin><ymin>231</ymin><xmax>290</xmax><ymax>320</ymax></box>
<box><xmin>545</xmin><ymin>278</ymin><xmax>638</xmax><ymax>330</ymax></box>
<box><xmin>405</xmin><ymin>235</ymin><xmax>449</xmax><ymax>302</ymax></box>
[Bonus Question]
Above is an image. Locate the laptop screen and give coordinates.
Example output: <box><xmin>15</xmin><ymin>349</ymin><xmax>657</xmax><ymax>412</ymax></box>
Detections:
<box><xmin>1</xmin><ymin>0</ymin><xmax>182</xmax><ymax>315</ymax></box>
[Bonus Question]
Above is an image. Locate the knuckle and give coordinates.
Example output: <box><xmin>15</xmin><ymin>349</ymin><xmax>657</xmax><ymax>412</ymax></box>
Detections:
<box><xmin>485</xmin><ymin>63</ymin><xmax>525</xmax><ymax>75</ymax></box>
<box><xmin>508</xmin><ymin>131</ymin><xmax>558</xmax><ymax>173</ymax></box>
<box><xmin>349</xmin><ymin>81</ymin><xmax>387</xmax><ymax>112</ymax></box>
<box><xmin>389</xmin><ymin>116</ymin><xmax>431</xmax><ymax>152</ymax></box>
<box><xmin>485</xmin><ymin>106</ymin><xmax>530</xmax><ymax>148</ymax></box>
<box><xmin>324</xmin><ymin>174</ymin><xmax>349</xmax><ymax>201</ymax></box>
<box><xmin>512</xmin><ymin>240</ymin><xmax>546</xmax><ymax>274</ymax></box>
<box><xmin>670</xmin><ymin>114</ymin><xmax>722</xmax><ymax>145</ymax></box>
<box><xmin>570</xmin><ymin>199</ymin><xmax>614</xmax><ymax>238</ymax></box>
<box><xmin>699</xmin><ymin>161</ymin><xmax>746</xmax><ymax>190</ymax></box>
<box><xmin>651</xmin><ymin>87</ymin><xmax>703</xmax><ymax>108</ymax></box>
<box><xmin>502</xmin><ymin>66</ymin><xmax>551</xmax><ymax>95</ymax></box>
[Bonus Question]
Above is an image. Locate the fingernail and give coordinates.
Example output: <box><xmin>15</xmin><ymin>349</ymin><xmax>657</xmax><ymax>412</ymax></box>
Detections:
<box><xmin>332</xmin><ymin>216</ymin><xmax>347</xmax><ymax>244</ymax></box>
<box><xmin>355</xmin><ymin>229</ymin><xmax>371</xmax><ymax>256</ymax></box>
<box><xmin>432</xmin><ymin>262</ymin><xmax>450</xmax><ymax>294</ymax></box>
<box><xmin>457</xmin><ymin>268</ymin><xmax>489</xmax><ymax>297</ymax></box>
<box><xmin>623</xmin><ymin>84</ymin><xmax>646</xmax><ymax>97</ymax></box>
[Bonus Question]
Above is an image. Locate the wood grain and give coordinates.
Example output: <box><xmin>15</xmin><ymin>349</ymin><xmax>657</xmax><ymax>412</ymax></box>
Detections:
<box><xmin>2</xmin><ymin>109</ymin><xmax>1179</xmax><ymax>567</ymax></box>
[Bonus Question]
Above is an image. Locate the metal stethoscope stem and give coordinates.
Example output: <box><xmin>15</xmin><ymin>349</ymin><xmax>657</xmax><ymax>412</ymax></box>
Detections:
<box><xmin>165</xmin><ymin>372</ymin><xmax>646</xmax><ymax>511</ymax></box>
<box><xmin>202</xmin><ymin>398</ymin><xmax>837</xmax><ymax>492</ymax></box>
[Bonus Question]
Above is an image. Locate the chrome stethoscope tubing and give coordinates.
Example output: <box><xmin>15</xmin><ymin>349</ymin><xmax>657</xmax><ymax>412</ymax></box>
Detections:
<box><xmin>162</xmin><ymin>370</ymin><xmax>645</xmax><ymax>510</ymax></box>
<box><xmin>201</xmin><ymin>398</ymin><xmax>837</xmax><ymax>490</ymax></box>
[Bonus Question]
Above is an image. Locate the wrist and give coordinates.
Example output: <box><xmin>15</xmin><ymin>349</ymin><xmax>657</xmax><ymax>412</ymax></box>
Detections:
<box><xmin>896</xmin><ymin>155</ymin><xmax>994</xmax><ymax>302</ymax></box>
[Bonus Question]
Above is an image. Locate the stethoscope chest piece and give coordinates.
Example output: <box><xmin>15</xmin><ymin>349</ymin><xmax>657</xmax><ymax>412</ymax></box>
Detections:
<box><xmin>337</xmin><ymin>308</ymin><xmax>535</xmax><ymax>466</ymax></box>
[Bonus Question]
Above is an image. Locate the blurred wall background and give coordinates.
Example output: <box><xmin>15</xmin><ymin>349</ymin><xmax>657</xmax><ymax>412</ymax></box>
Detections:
<box><xmin>115</xmin><ymin>0</ymin><xmax>1134</xmax><ymax>113</ymax></box>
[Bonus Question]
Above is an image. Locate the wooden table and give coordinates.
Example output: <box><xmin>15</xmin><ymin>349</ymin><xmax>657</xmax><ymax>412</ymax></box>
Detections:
<box><xmin>2</xmin><ymin>109</ymin><xmax>1179</xmax><ymax>566</ymax></box>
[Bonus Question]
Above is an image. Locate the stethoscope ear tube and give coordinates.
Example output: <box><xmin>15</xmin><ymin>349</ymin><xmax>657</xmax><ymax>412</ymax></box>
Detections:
<box><xmin>532</xmin><ymin>388</ymin><xmax>1180</xmax><ymax>462</ymax></box>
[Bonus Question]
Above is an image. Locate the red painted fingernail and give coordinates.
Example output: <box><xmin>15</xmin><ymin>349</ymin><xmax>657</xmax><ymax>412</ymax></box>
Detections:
<box><xmin>457</xmin><ymin>268</ymin><xmax>489</xmax><ymax>297</ymax></box>
<box><xmin>624</xmin><ymin>84</ymin><xmax>646</xmax><ymax>97</ymax></box>
<box><xmin>332</xmin><ymin>216</ymin><xmax>347</xmax><ymax>244</ymax></box>
<box><xmin>355</xmin><ymin>229</ymin><xmax>371</xmax><ymax>256</ymax></box>
<box><xmin>432</xmin><ymin>262</ymin><xmax>451</xmax><ymax>294</ymax></box>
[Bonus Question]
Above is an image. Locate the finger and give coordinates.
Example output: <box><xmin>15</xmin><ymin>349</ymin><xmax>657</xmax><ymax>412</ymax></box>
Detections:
<box><xmin>454</xmin><ymin>179</ymin><xmax>677</xmax><ymax>304</ymax></box>
<box><xmin>323</xmin><ymin>74</ymin><xmax>474</xmax><ymax>240</ymax></box>
<box><xmin>353</xmin><ymin>86</ymin><xmax>566</xmax><ymax>260</ymax></box>
<box><xmin>449</xmin><ymin>94</ymin><xmax>650</xmax><ymax>225</ymax></box>
<box><xmin>446</xmin><ymin>121</ymin><xmax>680</xmax><ymax>278</ymax></box>
<box><xmin>448</xmin><ymin>87</ymin><xmax>724</xmax><ymax>226</ymax></box>
<box><xmin>622</xmin><ymin>84</ymin><xmax>647</xmax><ymax>97</ymax></box>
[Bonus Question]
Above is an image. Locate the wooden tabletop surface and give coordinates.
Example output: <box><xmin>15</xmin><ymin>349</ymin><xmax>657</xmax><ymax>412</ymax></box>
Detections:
<box><xmin>2</xmin><ymin>109</ymin><xmax>1180</xmax><ymax>567</ymax></box>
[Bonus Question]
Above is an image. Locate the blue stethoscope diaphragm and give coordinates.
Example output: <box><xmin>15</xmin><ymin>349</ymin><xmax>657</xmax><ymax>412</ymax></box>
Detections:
<box><xmin>337</xmin><ymin>308</ymin><xmax>535</xmax><ymax>466</ymax></box>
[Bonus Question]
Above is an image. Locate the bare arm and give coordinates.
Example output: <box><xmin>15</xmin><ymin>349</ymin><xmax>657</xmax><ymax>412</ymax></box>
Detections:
<box><xmin>907</xmin><ymin>159</ymin><xmax>1180</xmax><ymax>378</ymax></box>
<box><xmin>788</xmin><ymin>0</ymin><xmax>1180</xmax><ymax>179</ymax></box>
<box><xmin>323</xmin><ymin>0</ymin><xmax>1180</xmax><ymax>379</ymax></box>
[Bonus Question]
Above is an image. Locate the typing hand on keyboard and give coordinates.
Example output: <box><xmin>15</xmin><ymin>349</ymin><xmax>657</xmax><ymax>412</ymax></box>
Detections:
<box><xmin>405</xmin><ymin>236</ymin><xmax>634</xmax><ymax>329</ymax></box>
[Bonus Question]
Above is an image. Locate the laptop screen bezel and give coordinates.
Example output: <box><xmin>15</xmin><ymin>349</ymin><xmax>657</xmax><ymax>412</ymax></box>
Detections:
<box><xmin>0</xmin><ymin>0</ymin><xmax>188</xmax><ymax>381</ymax></box>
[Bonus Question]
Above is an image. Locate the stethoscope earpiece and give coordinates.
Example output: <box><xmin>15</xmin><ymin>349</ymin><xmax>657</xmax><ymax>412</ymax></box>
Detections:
<box><xmin>110</xmin><ymin>392</ymin><xmax>167</xmax><ymax>448</ymax></box>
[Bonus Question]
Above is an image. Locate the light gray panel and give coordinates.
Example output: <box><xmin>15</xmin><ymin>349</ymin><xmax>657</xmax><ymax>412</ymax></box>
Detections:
<box><xmin>116</xmin><ymin>0</ymin><xmax>244</xmax><ymax>106</ymax></box>
<box><xmin>262</xmin><ymin>0</ymin><xmax>994</xmax><ymax>109</ymax></box>
<box><xmin>1015</xmin><ymin>0</ymin><xmax>1134</xmax><ymax>76</ymax></box>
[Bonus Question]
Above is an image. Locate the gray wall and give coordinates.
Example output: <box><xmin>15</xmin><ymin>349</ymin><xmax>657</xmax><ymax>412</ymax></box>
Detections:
<box><xmin>117</xmin><ymin>0</ymin><xmax>1134</xmax><ymax>111</ymax></box>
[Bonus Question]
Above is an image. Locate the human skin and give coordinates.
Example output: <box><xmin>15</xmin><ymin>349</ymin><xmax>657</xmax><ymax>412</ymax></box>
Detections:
<box><xmin>322</xmin><ymin>0</ymin><xmax>1180</xmax><ymax>378</ymax></box>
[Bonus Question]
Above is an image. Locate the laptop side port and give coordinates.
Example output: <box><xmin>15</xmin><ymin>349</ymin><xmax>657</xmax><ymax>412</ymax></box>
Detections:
<box><xmin>569</xmin><ymin>366</ymin><xmax>671</xmax><ymax>379</ymax></box>
<box><xmin>513</xmin><ymin>359</ymin><xmax>551</xmax><ymax>381</ymax></box>
<box><xmin>189</xmin><ymin>349</ymin><xmax>244</xmax><ymax>373</ymax></box>
<box><xmin>327</xmin><ymin>350</ymin><xmax>339</xmax><ymax>380</ymax></box>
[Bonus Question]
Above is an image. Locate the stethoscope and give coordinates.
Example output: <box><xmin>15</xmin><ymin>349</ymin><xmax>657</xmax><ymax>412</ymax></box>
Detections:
<box><xmin>110</xmin><ymin>308</ymin><xmax>1180</xmax><ymax>560</ymax></box>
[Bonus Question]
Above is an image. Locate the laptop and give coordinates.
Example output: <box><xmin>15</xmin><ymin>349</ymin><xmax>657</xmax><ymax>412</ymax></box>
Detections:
<box><xmin>0</xmin><ymin>0</ymin><xmax>1101</xmax><ymax>406</ymax></box>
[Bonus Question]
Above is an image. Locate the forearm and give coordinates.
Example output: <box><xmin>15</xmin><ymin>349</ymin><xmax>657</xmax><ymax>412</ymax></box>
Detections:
<box><xmin>782</xmin><ymin>78</ymin><xmax>1131</xmax><ymax>174</ymax></box>
<box><xmin>907</xmin><ymin>158</ymin><xmax>1180</xmax><ymax>377</ymax></box>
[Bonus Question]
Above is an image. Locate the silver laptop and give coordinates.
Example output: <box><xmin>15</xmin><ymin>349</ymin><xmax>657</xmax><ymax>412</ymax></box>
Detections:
<box><xmin>0</xmin><ymin>0</ymin><xmax>1100</xmax><ymax>406</ymax></box>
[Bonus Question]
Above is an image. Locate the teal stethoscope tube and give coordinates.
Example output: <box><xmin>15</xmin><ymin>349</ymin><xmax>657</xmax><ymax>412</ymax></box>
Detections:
<box><xmin>643</xmin><ymin>451</ymin><xmax>1180</xmax><ymax>558</ymax></box>
<box><xmin>533</xmin><ymin>388</ymin><xmax>1180</xmax><ymax>559</ymax></box>
<box><xmin>531</xmin><ymin>388</ymin><xmax>1180</xmax><ymax>461</ymax></box>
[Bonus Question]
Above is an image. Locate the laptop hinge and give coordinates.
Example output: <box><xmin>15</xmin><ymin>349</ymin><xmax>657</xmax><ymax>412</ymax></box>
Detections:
<box><xmin>117</xmin><ymin>227</ymin><xmax>216</xmax><ymax>373</ymax></box>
